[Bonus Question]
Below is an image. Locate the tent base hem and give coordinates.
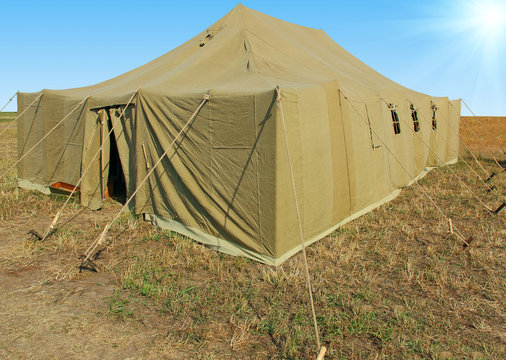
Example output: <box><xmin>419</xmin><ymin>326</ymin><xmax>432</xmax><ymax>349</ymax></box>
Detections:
<box><xmin>142</xmin><ymin>158</ymin><xmax>457</xmax><ymax>266</ymax></box>
<box><xmin>18</xmin><ymin>178</ymin><xmax>50</xmax><ymax>195</ymax></box>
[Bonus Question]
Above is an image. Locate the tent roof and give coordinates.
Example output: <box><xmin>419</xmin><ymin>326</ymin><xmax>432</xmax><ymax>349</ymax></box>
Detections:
<box><xmin>36</xmin><ymin>4</ymin><xmax>425</xmax><ymax>103</ymax></box>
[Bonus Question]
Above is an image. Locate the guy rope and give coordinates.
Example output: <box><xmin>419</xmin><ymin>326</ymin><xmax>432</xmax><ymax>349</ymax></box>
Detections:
<box><xmin>385</xmin><ymin>98</ymin><xmax>496</xmax><ymax>214</ymax></box>
<box><xmin>0</xmin><ymin>96</ymin><xmax>88</xmax><ymax>181</ymax></box>
<box><xmin>461</xmin><ymin>99</ymin><xmax>505</xmax><ymax>155</ymax></box>
<box><xmin>458</xmin><ymin>100</ymin><xmax>504</xmax><ymax>171</ymax></box>
<box><xmin>0</xmin><ymin>93</ymin><xmax>41</xmax><ymax>138</ymax></box>
<box><xmin>0</xmin><ymin>91</ymin><xmax>17</xmax><ymax>113</ymax></box>
<box><xmin>38</xmin><ymin>91</ymin><xmax>138</xmax><ymax>241</ymax></box>
<box><xmin>343</xmin><ymin>91</ymin><xmax>471</xmax><ymax>246</ymax></box>
<box><xmin>80</xmin><ymin>94</ymin><xmax>210</xmax><ymax>266</ymax></box>
<box><xmin>276</xmin><ymin>86</ymin><xmax>325</xmax><ymax>358</ymax></box>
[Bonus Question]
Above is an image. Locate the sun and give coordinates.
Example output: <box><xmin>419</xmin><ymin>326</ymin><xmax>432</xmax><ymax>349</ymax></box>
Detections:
<box><xmin>473</xmin><ymin>1</ymin><xmax>506</xmax><ymax>36</ymax></box>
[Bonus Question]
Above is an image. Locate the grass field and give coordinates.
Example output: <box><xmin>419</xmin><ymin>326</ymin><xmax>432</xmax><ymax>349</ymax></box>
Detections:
<box><xmin>0</xmin><ymin>112</ymin><xmax>16</xmax><ymax>123</ymax></box>
<box><xmin>0</xmin><ymin>113</ymin><xmax>505</xmax><ymax>359</ymax></box>
<box><xmin>460</xmin><ymin>116</ymin><xmax>505</xmax><ymax>157</ymax></box>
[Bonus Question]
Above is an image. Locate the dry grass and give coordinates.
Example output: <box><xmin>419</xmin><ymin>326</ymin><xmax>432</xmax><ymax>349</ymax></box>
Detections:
<box><xmin>460</xmin><ymin>116</ymin><xmax>505</xmax><ymax>156</ymax></box>
<box><xmin>0</xmin><ymin>114</ymin><xmax>504</xmax><ymax>359</ymax></box>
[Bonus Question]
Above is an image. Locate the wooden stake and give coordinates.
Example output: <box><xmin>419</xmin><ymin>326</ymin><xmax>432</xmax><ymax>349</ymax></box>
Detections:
<box><xmin>316</xmin><ymin>346</ymin><xmax>327</xmax><ymax>360</ymax></box>
<box><xmin>449</xmin><ymin>218</ymin><xmax>454</xmax><ymax>235</ymax></box>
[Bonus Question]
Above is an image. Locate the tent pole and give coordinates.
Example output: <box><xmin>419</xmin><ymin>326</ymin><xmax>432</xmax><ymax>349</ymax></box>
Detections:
<box><xmin>343</xmin><ymin>91</ymin><xmax>470</xmax><ymax>247</ymax></box>
<box><xmin>39</xmin><ymin>91</ymin><xmax>138</xmax><ymax>241</ymax></box>
<box><xmin>0</xmin><ymin>93</ymin><xmax>41</xmax><ymax>138</ymax></box>
<box><xmin>0</xmin><ymin>96</ymin><xmax>88</xmax><ymax>182</ymax></box>
<box><xmin>80</xmin><ymin>93</ymin><xmax>209</xmax><ymax>268</ymax></box>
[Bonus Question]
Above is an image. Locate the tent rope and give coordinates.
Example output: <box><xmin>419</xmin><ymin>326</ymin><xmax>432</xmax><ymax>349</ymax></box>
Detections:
<box><xmin>444</xmin><ymin>103</ymin><xmax>502</xmax><ymax>192</ymax></box>
<box><xmin>40</xmin><ymin>92</ymin><xmax>138</xmax><ymax>241</ymax></box>
<box><xmin>459</xmin><ymin>101</ymin><xmax>504</xmax><ymax>171</ymax></box>
<box><xmin>383</xmin><ymin>98</ymin><xmax>494</xmax><ymax>212</ymax></box>
<box><xmin>276</xmin><ymin>87</ymin><xmax>322</xmax><ymax>352</ymax></box>
<box><xmin>0</xmin><ymin>93</ymin><xmax>42</xmax><ymax>138</ymax></box>
<box><xmin>0</xmin><ymin>96</ymin><xmax>88</xmax><ymax>182</ymax></box>
<box><xmin>343</xmin><ymin>92</ymin><xmax>469</xmax><ymax>246</ymax></box>
<box><xmin>446</xmin><ymin>102</ymin><xmax>490</xmax><ymax>177</ymax></box>
<box><xmin>461</xmin><ymin>99</ymin><xmax>505</xmax><ymax>155</ymax></box>
<box><xmin>81</xmin><ymin>94</ymin><xmax>210</xmax><ymax>266</ymax></box>
<box><xmin>0</xmin><ymin>91</ymin><xmax>17</xmax><ymax>113</ymax></box>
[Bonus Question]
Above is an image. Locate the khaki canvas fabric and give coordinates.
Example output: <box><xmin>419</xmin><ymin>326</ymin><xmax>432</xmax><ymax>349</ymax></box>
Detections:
<box><xmin>16</xmin><ymin>4</ymin><xmax>461</xmax><ymax>265</ymax></box>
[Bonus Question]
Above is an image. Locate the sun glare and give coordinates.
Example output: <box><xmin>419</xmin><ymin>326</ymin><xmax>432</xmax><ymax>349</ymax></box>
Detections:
<box><xmin>474</xmin><ymin>1</ymin><xmax>506</xmax><ymax>36</ymax></box>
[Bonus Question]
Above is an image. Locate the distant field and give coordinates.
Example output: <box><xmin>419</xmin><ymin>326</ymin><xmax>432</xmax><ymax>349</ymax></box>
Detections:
<box><xmin>0</xmin><ymin>112</ymin><xmax>16</xmax><ymax>123</ymax></box>
<box><xmin>460</xmin><ymin>116</ymin><xmax>505</xmax><ymax>156</ymax></box>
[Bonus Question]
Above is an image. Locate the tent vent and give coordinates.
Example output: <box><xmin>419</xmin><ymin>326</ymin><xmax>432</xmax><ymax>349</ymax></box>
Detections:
<box><xmin>410</xmin><ymin>104</ymin><xmax>420</xmax><ymax>132</ymax></box>
<box><xmin>432</xmin><ymin>104</ymin><xmax>438</xmax><ymax>130</ymax></box>
<box><xmin>389</xmin><ymin>104</ymin><xmax>401</xmax><ymax>135</ymax></box>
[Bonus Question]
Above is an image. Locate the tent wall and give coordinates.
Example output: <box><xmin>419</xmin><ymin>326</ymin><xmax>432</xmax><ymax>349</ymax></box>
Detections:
<box><xmin>447</xmin><ymin>99</ymin><xmax>461</xmax><ymax>163</ymax></box>
<box><xmin>135</xmin><ymin>90</ymin><xmax>278</xmax><ymax>261</ymax></box>
<box><xmin>270</xmin><ymin>85</ymin><xmax>461</xmax><ymax>263</ymax></box>
<box><xmin>17</xmin><ymin>92</ymin><xmax>86</xmax><ymax>191</ymax></box>
<box><xmin>16</xmin><ymin>88</ymin><xmax>461</xmax><ymax>265</ymax></box>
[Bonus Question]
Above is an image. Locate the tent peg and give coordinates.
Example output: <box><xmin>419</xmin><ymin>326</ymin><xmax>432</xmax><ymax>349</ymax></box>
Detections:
<box><xmin>316</xmin><ymin>346</ymin><xmax>327</xmax><ymax>360</ymax></box>
<box><xmin>485</xmin><ymin>172</ymin><xmax>496</xmax><ymax>183</ymax></box>
<box><xmin>491</xmin><ymin>202</ymin><xmax>505</xmax><ymax>215</ymax></box>
<box><xmin>486</xmin><ymin>185</ymin><xmax>495</xmax><ymax>193</ymax></box>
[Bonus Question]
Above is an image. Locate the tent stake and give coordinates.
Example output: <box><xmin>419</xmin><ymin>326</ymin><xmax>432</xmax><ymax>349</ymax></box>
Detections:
<box><xmin>492</xmin><ymin>202</ymin><xmax>505</xmax><ymax>215</ymax></box>
<box><xmin>485</xmin><ymin>172</ymin><xmax>496</xmax><ymax>183</ymax></box>
<box><xmin>316</xmin><ymin>346</ymin><xmax>327</xmax><ymax>360</ymax></box>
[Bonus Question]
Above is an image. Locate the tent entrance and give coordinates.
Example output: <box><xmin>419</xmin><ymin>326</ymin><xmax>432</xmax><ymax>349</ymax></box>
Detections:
<box><xmin>104</xmin><ymin>117</ymin><xmax>126</xmax><ymax>203</ymax></box>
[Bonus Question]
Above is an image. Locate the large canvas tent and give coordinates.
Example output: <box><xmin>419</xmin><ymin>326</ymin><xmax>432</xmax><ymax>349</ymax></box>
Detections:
<box><xmin>17</xmin><ymin>4</ymin><xmax>461</xmax><ymax>265</ymax></box>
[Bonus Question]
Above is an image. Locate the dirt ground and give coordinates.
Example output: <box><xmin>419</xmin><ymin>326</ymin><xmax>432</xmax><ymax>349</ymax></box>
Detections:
<box><xmin>0</xmin><ymin>117</ymin><xmax>505</xmax><ymax>359</ymax></box>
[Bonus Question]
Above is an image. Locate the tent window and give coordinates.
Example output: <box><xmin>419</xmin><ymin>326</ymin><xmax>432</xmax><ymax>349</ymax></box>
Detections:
<box><xmin>410</xmin><ymin>105</ymin><xmax>420</xmax><ymax>132</ymax></box>
<box><xmin>432</xmin><ymin>105</ymin><xmax>438</xmax><ymax>130</ymax></box>
<box><xmin>390</xmin><ymin>109</ymin><xmax>401</xmax><ymax>135</ymax></box>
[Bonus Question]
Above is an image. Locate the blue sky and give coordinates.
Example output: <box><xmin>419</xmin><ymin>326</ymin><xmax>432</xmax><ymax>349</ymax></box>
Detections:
<box><xmin>1</xmin><ymin>0</ymin><xmax>505</xmax><ymax>115</ymax></box>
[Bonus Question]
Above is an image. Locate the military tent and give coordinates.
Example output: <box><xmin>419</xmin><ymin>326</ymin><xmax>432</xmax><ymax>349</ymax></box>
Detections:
<box><xmin>16</xmin><ymin>4</ymin><xmax>461</xmax><ymax>265</ymax></box>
